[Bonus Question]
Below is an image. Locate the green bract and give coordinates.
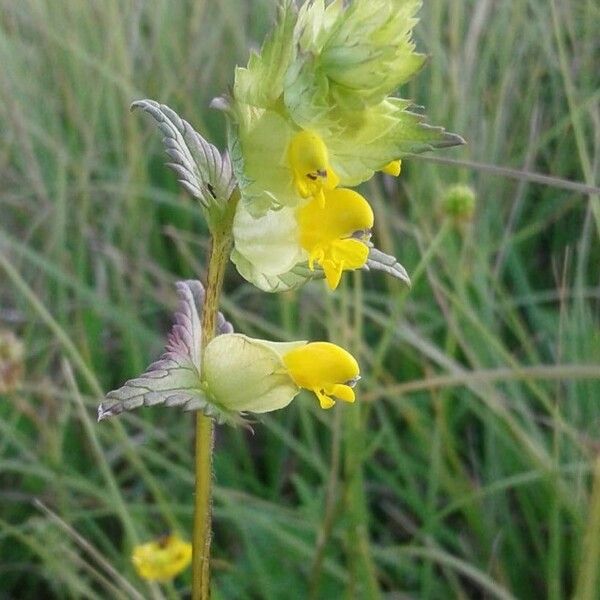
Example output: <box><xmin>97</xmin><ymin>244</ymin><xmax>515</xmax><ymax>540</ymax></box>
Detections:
<box><xmin>291</xmin><ymin>0</ymin><xmax>425</xmax><ymax>110</ymax></box>
<box><xmin>229</xmin><ymin>0</ymin><xmax>463</xmax><ymax>216</ymax></box>
<box><xmin>98</xmin><ymin>281</ymin><xmax>237</xmax><ymax>424</ymax></box>
<box><xmin>130</xmin><ymin>100</ymin><xmax>237</xmax><ymax>233</ymax></box>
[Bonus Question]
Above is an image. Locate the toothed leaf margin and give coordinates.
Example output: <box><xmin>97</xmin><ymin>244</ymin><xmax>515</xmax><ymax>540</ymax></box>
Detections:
<box><xmin>131</xmin><ymin>99</ymin><xmax>236</xmax><ymax>218</ymax></box>
<box><xmin>98</xmin><ymin>280</ymin><xmax>243</xmax><ymax>426</ymax></box>
<box><xmin>363</xmin><ymin>247</ymin><xmax>411</xmax><ymax>287</ymax></box>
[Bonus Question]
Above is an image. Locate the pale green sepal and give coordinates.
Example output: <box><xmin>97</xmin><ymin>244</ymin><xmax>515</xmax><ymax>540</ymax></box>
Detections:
<box><xmin>203</xmin><ymin>334</ymin><xmax>303</xmax><ymax>413</ymax></box>
<box><xmin>230</xmin><ymin>249</ymin><xmax>315</xmax><ymax>293</ymax></box>
<box><xmin>131</xmin><ymin>100</ymin><xmax>236</xmax><ymax>231</ymax></box>
<box><xmin>233</xmin><ymin>1</ymin><xmax>296</xmax><ymax>109</ymax></box>
<box><xmin>364</xmin><ymin>246</ymin><xmax>411</xmax><ymax>288</ymax></box>
<box><xmin>231</xmin><ymin>198</ymin><xmax>323</xmax><ymax>292</ymax></box>
<box><xmin>98</xmin><ymin>281</ymin><xmax>240</xmax><ymax>426</ymax></box>
<box><xmin>232</xmin><ymin>203</ymin><xmax>303</xmax><ymax>276</ymax></box>
<box><xmin>231</xmin><ymin>108</ymin><xmax>299</xmax><ymax>217</ymax></box>
<box><xmin>258</xmin><ymin>339</ymin><xmax>308</xmax><ymax>357</ymax></box>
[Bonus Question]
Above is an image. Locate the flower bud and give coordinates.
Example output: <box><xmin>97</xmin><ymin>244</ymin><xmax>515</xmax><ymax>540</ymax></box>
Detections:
<box><xmin>441</xmin><ymin>184</ymin><xmax>476</xmax><ymax>222</ymax></box>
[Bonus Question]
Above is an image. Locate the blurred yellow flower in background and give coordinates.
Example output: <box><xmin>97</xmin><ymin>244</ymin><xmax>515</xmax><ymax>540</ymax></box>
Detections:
<box><xmin>0</xmin><ymin>330</ymin><xmax>24</xmax><ymax>394</ymax></box>
<box><xmin>132</xmin><ymin>534</ymin><xmax>192</xmax><ymax>582</ymax></box>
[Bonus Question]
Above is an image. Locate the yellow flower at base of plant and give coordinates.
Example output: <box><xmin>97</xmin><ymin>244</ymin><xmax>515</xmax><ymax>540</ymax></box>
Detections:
<box><xmin>297</xmin><ymin>187</ymin><xmax>374</xmax><ymax>289</ymax></box>
<box><xmin>381</xmin><ymin>160</ymin><xmax>402</xmax><ymax>177</ymax></box>
<box><xmin>132</xmin><ymin>534</ymin><xmax>192</xmax><ymax>582</ymax></box>
<box><xmin>283</xmin><ymin>342</ymin><xmax>360</xmax><ymax>410</ymax></box>
<box><xmin>288</xmin><ymin>130</ymin><xmax>340</xmax><ymax>206</ymax></box>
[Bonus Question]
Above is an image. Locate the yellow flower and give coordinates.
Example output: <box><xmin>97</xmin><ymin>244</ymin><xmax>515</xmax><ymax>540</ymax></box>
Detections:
<box><xmin>283</xmin><ymin>342</ymin><xmax>360</xmax><ymax>409</ymax></box>
<box><xmin>297</xmin><ymin>187</ymin><xmax>374</xmax><ymax>289</ymax></box>
<box><xmin>287</xmin><ymin>130</ymin><xmax>340</xmax><ymax>206</ymax></box>
<box><xmin>132</xmin><ymin>534</ymin><xmax>192</xmax><ymax>582</ymax></box>
<box><xmin>202</xmin><ymin>334</ymin><xmax>360</xmax><ymax>413</ymax></box>
<box><xmin>381</xmin><ymin>160</ymin><xmax>402</xmax><ymax>177</ymax></box>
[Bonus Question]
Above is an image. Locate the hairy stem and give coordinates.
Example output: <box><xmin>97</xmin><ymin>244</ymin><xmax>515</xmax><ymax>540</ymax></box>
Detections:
<box><xmin>344</xmin><ymin>273</ymin><xmax>381</xmax><ymax>600</ymax></box>
<box><xmin>192</xmin><ymin>199</ymin><xmax>237</xmax><ymax>600</ymax></box>
<box><xmin>308</xmin><ymin>291</ymin><xmax>344</xmax><ymax>599</ymax></box>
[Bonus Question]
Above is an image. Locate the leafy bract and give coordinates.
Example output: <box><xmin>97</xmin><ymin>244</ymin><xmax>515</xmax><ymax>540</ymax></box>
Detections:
<box><xmin>294</xmin><ymin>0</ymin><xmax>426</xmax><ymax>108</ymax></box>
<box><xmin>287</xmin><ymin>0</ymin><xmax>426</xmax><ymax>116</ymax></box>
<box><xmin>285</xmin><ymin>93</ymin><xmax>464</xmax><ymax>187</ymax></box>
<box><xmin>233</xmin><ymin>1</ymin><xmax>296</xmax><ymax>109</ymax></box>
<box><xmin>131</xmin><ymin>100</ymin><xmax>236</xmax><ymax>227</ymax></box>
<box><xmin>98</xmin><ymin>281</ymin><xmax>235</xmax><ymax>424</ymax></box>
<box><xmin>364</xmin><ymin>246</ymin><xmax>411</xmax><ymax>287</ymax></box>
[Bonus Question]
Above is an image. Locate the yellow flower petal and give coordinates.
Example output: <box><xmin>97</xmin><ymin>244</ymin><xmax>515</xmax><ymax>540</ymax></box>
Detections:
<box><xmin>322</xmin><ymin>258</ymin><xmax>344</xmax><ymax>290</ymax></box>
<box><xmin>328</xmin><ymin>383</ymin><xmax>355</xmax><ymax>403</ymax></box>
<box><xmin>297</xmin><ymin>188</ymin><xmax>373</xmax><ymax>289</ymax></box>
<box><xmin>132</xmin><ymin>534</ymin><xmax>192</xmax><ymax>582</ymax></box>
<box><xmin>315</xmin><ymin>388</ymin><xmax>336</xmax><ymax>409</ymax></box>
<box><xmin>282</xmin><ymin>342</ymin><xmax>359</xmax><ymax>409</ymax></box>
<box><xmin>288</xmin><ymin>130</ymin><xmax>339</xmax><ymax>202</ymax></box>
<box><xmin>381</xmin><ymin>160</ymin><xmax>402</xmax><ymax>177</ymax></box>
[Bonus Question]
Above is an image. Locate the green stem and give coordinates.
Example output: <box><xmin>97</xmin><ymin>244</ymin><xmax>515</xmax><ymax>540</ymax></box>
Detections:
<box><xmin>343</xmin><ymin>274</ymin><xmax>381</xmax><ymax>600</ymax></box>
<box><xmin>573</xmin><ymin>456</ymin><xmax>600</xmax><ymax>600</ymax></box>
<box><xmin>191</xmin><ymin>203</ymin><xmax>236</xmax><ymax>600</ymax></box>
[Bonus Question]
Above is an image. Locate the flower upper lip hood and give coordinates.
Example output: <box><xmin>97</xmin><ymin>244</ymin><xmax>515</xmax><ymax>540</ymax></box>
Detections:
<box><xmin>298</xmin><ymin>187</ymin><xmax>374</xmax><ymax>289</ymax></box>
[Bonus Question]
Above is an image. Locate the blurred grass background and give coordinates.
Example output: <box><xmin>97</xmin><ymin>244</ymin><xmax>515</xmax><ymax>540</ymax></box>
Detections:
<box><xmin>1</xmin><ymin>0</ymin><xmax>599</xmax><ymax>598</ymax></box>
